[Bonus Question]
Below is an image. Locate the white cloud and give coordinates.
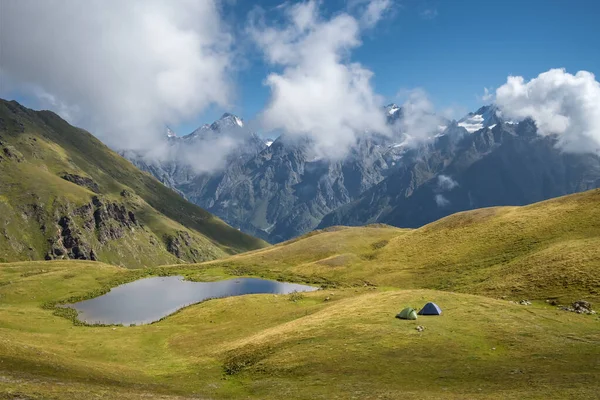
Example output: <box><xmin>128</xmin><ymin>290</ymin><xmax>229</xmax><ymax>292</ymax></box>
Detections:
<box><xmin>435</xmin><ymin>194</ymin><xmax>450</xmax><ymax>207</ymax></box>
<box><xmin>0</xmin><ymin>0</ymin><xmax>233</xmax><ymax>152</ymax></box>
<box><xmin>437</xmin><ymin>175</ymin><xmax>458</xmax><ymax>191</ymax></box>
<box><xmin>248</xmin><ymin>0</ymin><xmax>391</xmax><ymax>159</ymax></box>
<box><xmin>395</xmin><ymin>88</ymin><xmax>444</xmax><ymax>145</ymax></box>
<box><xmin>359</xmin><ymin>0</ymin><xmax>393</xmax><ymax>28</ymax></box>
<box><xmin>495</xmin><ymin>68</ymin><xmax>600</xmax><ymax>153</ymax></box>
<box><xmin>481</xmin><ymin>87</ymin><xmax>493</xmax><ymax>102</ymax></box>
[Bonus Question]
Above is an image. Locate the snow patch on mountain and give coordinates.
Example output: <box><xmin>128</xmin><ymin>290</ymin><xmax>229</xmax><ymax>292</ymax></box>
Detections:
<box><xmin>166</xmin><ymin>127</ymin><xmax>177</xmax><ymax>138</ymax></box>
<box><xmin>458</xmin><ymin>114</ymin><xmax>485</xmax><ymax>133</ymax></box>
<box><xmin>386</xmin><ymin>103</ymin><xmax>401</xmax><ymax>115</ymax></box>
<box><xmin>458</xmin><ymin>105</ymin><xmax>502</xmax><ymax>133</ymax></box>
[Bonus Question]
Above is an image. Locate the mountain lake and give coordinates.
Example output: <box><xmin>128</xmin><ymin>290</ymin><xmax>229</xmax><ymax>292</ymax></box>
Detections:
<box><xmin>65</xmin><ymin>276</ymin><xmax>319</xmax><ymax>325</ymax></box>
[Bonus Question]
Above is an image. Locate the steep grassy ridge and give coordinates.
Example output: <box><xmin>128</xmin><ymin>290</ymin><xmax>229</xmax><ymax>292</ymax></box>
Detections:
<box><xmin>0</xmin><ymin>100</ymin><xmax>267</xmax><ymax>267</ymax></box>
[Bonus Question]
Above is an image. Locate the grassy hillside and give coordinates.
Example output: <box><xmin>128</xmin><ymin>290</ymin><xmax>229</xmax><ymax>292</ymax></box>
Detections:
<box><xmin>0</xmin><ymin>191</ymin><xmax>598</xmax><ymax>399</ymax></box>
<box><xmin>0</xmin><ymin>99</ymin><xmax>267</xmax><ymax>268</ymax></box>
<box><xmin>0</xmin><ymin>260</ymin><xmax>598</xmax><ymax>399</ymax></box>
<box><xmin>198</xmin><ymin>189</ymin><xmax>600</xmax><ymax>303</ymax></box>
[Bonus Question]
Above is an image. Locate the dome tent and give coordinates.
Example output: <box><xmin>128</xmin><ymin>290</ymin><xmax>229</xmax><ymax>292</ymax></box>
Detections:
<box><xmin>418</xmin><ymin>302</ymin><xmax>442</xmax><ymax>315</ymax></box>
<box><xmin>396</xmin><ymin>307</ymin><xmax>417</xmax><ymax>320</ymax></box>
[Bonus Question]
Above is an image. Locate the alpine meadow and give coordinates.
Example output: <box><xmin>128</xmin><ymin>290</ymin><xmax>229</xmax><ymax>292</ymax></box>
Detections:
<box><xmin>0</xmin><ymin>1</ymin><xmax>599</xmax><ymax>399</ymax></box>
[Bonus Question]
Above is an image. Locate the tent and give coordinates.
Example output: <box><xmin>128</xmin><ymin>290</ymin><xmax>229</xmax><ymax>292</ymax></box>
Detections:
<box><xmin>418</xmin><ymin>302</ymin><xmax>442</xmax><ymax>315</ymax></box>
<box><xmin>396</xmin><ymin>307</ymin><xmax>418</xmax><ymax>320</ymax></box>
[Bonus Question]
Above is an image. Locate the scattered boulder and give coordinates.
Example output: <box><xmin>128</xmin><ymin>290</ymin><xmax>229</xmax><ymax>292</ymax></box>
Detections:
<box><xmin>519</xmin><ymin>300</ymin><xmax>532</xmax><ymax>306</ymax></box>
<box><xmin>560</xmin><ymin>300</ymin><xmax>595</xmax><ymax>315</ymax></box>
<box><xmin>61</xmin><ymin>173</ymin><xmax>100</xmax><ymax>193</ymax></box>
<box><xmin>2</xmin><ymin>145</ymin><xmax>24</xmax><ymax>162</ymax></box>
<box><xmin>416</xmin><ymin>325</ymin><xmax>425</xmax><ymax>332</ymax></box>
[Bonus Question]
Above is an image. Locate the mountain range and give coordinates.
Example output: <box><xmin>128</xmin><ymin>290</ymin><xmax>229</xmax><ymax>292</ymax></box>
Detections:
<box><xmin>126</xmin><ymin>105</ymin><xmax>600</xmax><ymax>243</ymax></box>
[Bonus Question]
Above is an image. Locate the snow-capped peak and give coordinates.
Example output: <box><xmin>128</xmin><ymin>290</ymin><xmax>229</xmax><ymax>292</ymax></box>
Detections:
<box><xmin>385</xmin><ymin>103</ymin><xmax>401</xmax><ymax>116</ymax></box>
<box><xmin>457</xmin><ymin>105</ymin><xmax>502</xmax><ymax>133</ymax></box>
<box><xmin>216</xmin><ymin>113</ymin><xmax>244</xmax><ymax>129</ymax></box>
<box><xmin>166</xmin><ymin>127</ymin><xmax>177</xmax><ymax>138</ymax></box>
<box><xmin>183</xmin><ymin>113</ymin><xmax>249</xmax><ymax>141</ymax></box>
<box><xmin>264</xmin><ymin>138</ymin><xmax>274</xmax><ymax>147</ymax></box>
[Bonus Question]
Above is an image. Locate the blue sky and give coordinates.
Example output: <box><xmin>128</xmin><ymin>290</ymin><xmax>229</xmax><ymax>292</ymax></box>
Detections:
<box><xmin>2</xmin><ymin>0</ymin><xmax>599</xmax><ymax>142</ymax></box>
<box><xmin>177</xmin><ymin>0</ymin><xmax>600</xmax><ymax>135</ymax></box>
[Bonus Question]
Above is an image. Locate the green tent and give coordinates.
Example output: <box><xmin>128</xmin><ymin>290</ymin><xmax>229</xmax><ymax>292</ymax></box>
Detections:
<box><xmin>396</xmin><ymin>307</ymin><xmax>418</xmax><ymax>320</ymax></box>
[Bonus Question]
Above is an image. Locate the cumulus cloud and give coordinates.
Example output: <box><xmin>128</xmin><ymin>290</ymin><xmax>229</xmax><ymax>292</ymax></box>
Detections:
<box><xmin>434</xmin><ymin>194</ymin><xmax>450</xmax><ymax>207</ymax></box>
<box><xmin>395</xmin><ymin>88</ymin><xmax>445</xmax><ymax>145</ymax></box>
<box><xmin>437</xmin><ymin>175</ymin><xmax>458</xmax><ymax>191</ymax></box>
<box><xmin>0</xmin><ymin>0</ymin><xmax>233</xmax><ymax>152</ymax></box>
<box><xmin>495</xmin><ymin>68</ymin><xmax>600</xmax><ymax>153</ymax></box>
<box><xmin>142</xmin><ymin>127</ymin><xmax>245</xmax><ymax>174</ymax></box>
<box><xmin>355</xmin><ymin>0</ymin><xmax>393</xmax><ymax>28</ymax></box>
<box><xmin>248</xmin><ymin>0</ymin><xmax>391</xmax><ymax>159</ymax></box>
<box><xmin>481</xmin><ymin>87</ymin><xmax>493</xmax><ymax>102</ymax></box>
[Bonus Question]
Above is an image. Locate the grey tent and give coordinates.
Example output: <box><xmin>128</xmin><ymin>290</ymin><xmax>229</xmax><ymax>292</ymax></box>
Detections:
<box><xmin>396</xmin><ymin>307</ymin><xmax>417</xmax><ymax>320</ymax></box>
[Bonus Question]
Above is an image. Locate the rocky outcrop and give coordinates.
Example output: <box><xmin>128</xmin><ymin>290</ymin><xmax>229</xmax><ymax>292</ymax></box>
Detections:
<box><xmin>61</xmin><ymin>173</ymin><xmax>100</xmax><ymax>193</ymax></box>
<box><xmin>46</xmin><ymin>216</ymin><xmax>94</xmax><ymax>261</ymax></box>
<box><xmin>45</xmin><ymin>197</ymin><xmax>139</xmax><ymax>261</ymax></box>
<box><xmin>165</xmin><ymin>230</ymin><xmax>202</xmax><ymax>260</ymax></box>
<box><xmin>560</xmin><ymin>300</ymin><xmax>596</xmax><ymax>314</ymax></box>
<box><xmin>91</xmin><ymin>196</ymin><xmax>137</xmax><ymax>243</ymax></box>
<box><xmin>1</xmin><ymin>145</ymin><xmax>24</xmax><ymax>162</ymax></box>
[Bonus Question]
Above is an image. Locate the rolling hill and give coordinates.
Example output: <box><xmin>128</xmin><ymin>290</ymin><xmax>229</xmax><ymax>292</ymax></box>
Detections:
<box><xmin>0</xmin><ymin>99</ymin><xmax>267</xmax><ymax>268</ymax></box>
<box><xmin>200</xmin><ymin>188</ymin><xmax>600</xmax><ymax>303</ymax></box>
<box><xmin>0</xmin><ymin>190</ymin><xmax>598</xmax><ymax>399</ymax></box>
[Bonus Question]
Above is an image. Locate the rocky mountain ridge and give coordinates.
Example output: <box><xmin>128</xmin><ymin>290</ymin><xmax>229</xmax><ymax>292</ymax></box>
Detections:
<box><xmin>126</xmin><ymin>105</ymin><xmax>600</xmax><ymax>242</ymax></box>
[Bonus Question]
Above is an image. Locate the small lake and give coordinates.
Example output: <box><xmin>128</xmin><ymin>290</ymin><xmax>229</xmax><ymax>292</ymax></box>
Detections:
<box><xmin>67</xmin><ymin>276</ymin><xmax>318</xmax><ymax>326</ymax></box>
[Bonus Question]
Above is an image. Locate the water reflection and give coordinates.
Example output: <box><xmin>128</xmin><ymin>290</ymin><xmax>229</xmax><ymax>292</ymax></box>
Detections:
<box><xmin>68</xmin><ymin>276</ymin><xmax>318</xmax><ymax>325</ymax></box>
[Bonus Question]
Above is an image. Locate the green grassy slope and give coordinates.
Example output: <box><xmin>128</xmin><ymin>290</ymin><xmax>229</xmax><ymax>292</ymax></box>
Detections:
<box><xmin>198</xmin><ymin>189</ymin><xmax>600</xmax><ymax>303</ymax></box>
<box><xmin>0</xmin><ymin>260</ymin><xmax>598</xmax><ymax>399</ymax></box>
<box><xmin>0</xmin><ymin>190</ymin><xmax>598</xmax><ymax>399</ymax></box>
<box><xmin>0</xmin><ymin>99</ymin><xmax>267</xmax><ymax>267</ymax></box>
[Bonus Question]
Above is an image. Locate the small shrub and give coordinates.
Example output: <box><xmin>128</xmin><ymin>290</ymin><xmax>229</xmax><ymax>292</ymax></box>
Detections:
<box><xmin>288</xmin><ymin>291</ymin><xmax>305</xmax><ymax>302</ymax></box>
<box><xmin>223</xmin><ymin>344</ymin><xmax>272</xmax><ymax>375</ymax></box>
<box><xmin>370</xmin><ymin>239</ymin><xmax>389</xmax><ymax>250</ymax></box>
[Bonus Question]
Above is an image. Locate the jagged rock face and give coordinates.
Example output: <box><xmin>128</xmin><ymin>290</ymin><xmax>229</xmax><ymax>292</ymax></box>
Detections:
<box><xmin>61</xmin><ymin>174</ymin><xmax>100</xmax><ymax>193</ymax></box>
<box><xmin>126</xmin><ymin>106</ymin><xmax>600</xmax><ymax>242</ymax></box>
<box><xmin>165</xmin><ymin>231</ymin><xmax>203</xmax><ymax>260</ymax></box>
<box><xmin>319</xmin><ymin>120</ymin><xmax>600</xmax><ymax>229</ymax></box>
<box><xmin>125</xmin><ymin>113</ymin><xmax>396</xmax><ymax>242</ymax></box>
<box><xmin>138</xmin><ymin>133</ymin><xmax>394</xmax><ymax>243</ymax></box>
<box><xmin>45</xmin><ymin>197</ymin><xmax>140</xmax><ymax>261</ymax></box>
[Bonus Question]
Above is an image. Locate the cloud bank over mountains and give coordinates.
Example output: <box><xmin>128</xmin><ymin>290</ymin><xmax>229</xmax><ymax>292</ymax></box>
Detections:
<box><xmin>0</xmin><ymin>0</ymin><xmax>233</xmax><ymax>151</ymax></box>
<box><xmin>495</xmin><ymin>69</ymin><xmax>600</xmax><ymax>153</ymax></box>
<box><xmin>1</xmin><ymin>0</ymin><xmax>599</xmax><ymax>171</ymax></box>
<box><xmin>248</xmin><ymin>0</ymin><xmax>392</xmax><ymax>159</ymax></box>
